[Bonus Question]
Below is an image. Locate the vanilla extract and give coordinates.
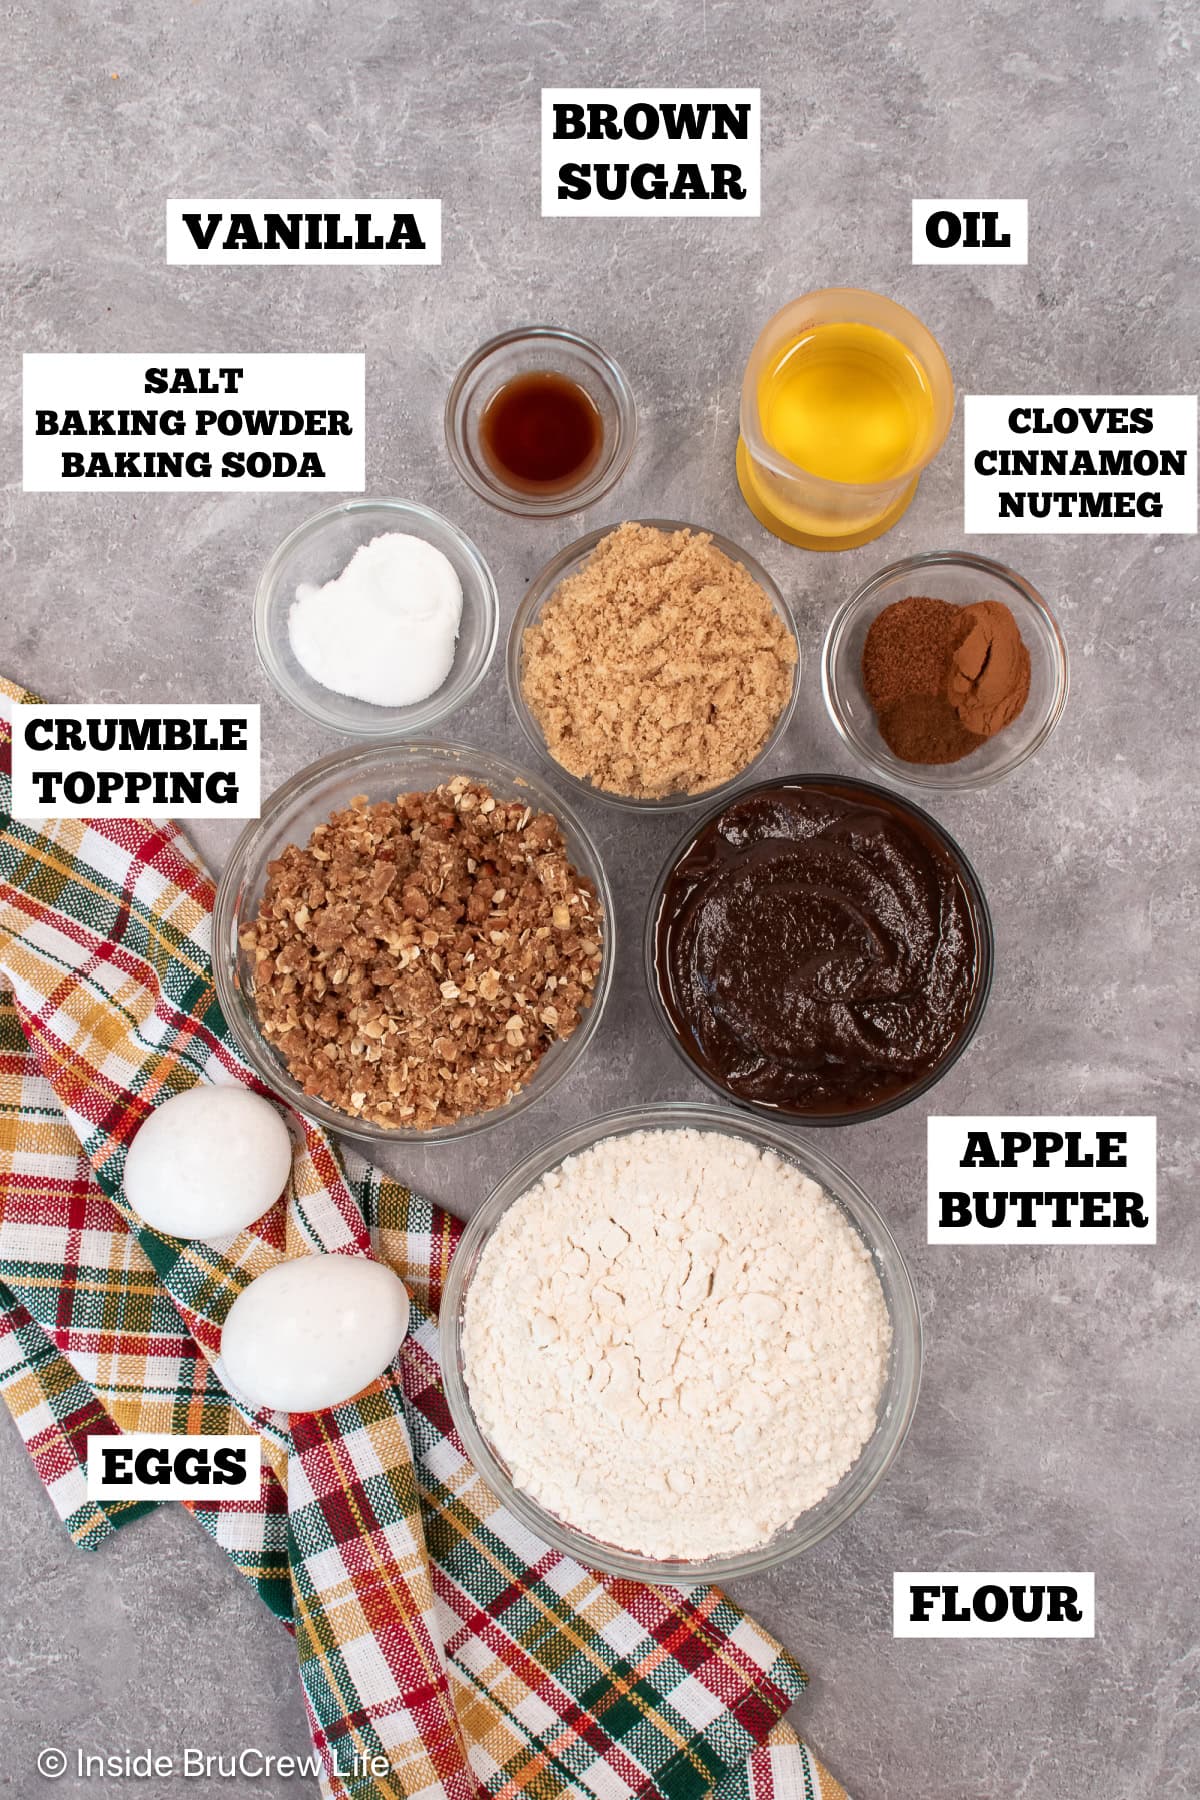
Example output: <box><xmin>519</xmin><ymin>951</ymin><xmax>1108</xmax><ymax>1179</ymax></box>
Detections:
<box><xmin>480</xmin><ymin>370</ymin><xmax>603</xmax><ymax>492</ymax></box>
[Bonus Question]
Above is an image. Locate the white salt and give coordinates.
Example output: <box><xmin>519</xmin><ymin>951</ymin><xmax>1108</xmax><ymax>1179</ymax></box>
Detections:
<box><xmin>289</xmin><ymin>531</ymin><xmax>463</xmax><ymax>708</ymax></box>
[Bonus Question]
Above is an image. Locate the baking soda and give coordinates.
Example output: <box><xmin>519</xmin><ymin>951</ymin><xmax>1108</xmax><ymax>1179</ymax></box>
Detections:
<box><xmin>289</xmin><ymin>531</ymin><xmax>462</xmax><ymax>708</ymax></box>
<box><xmin>462</xmin><ymin>1127</ymin><xmax>891</xmax><ymax>1561</ymax></box>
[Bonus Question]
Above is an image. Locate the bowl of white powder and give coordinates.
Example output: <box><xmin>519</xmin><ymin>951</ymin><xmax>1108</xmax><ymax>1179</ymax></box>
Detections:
<box><xmin>255</xmin><ymin>499</ymin><xmax>499</xmax><ymax>736</ymax></box>
<box><xmin>443</xmin><ymin>1103</ymin><xmax>921</xmax><ymax>1582</ymax></box>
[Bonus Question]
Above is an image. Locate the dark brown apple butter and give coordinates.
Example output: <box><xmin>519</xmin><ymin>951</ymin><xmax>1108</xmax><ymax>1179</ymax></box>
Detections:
<box><xmin>651</xmin><ymin>778</ymin><xmax>989</xmax><ymax>1119</ymax></box>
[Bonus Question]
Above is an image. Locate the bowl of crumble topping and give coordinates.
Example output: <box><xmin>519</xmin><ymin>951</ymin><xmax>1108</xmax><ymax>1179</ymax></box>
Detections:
<box><xmin>213</xmin><ymin>741</ymin><xmax>615</xmax><ymax>1142</ymax></box>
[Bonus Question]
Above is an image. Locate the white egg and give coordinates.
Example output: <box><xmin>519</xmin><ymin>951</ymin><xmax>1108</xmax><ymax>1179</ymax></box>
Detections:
<box><xmin>123</xmin><ymin>1086</ymin><xmax>293</xmax><ymax>1244</ymax></box>
<box><xmin>219</xmin><ymin>1255</ymin><xmax>411</xmax><ymax>1414</ymax></box>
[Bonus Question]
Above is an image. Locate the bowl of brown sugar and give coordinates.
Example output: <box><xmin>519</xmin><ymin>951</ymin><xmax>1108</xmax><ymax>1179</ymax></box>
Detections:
<box><xmin>508</xmin><ymin>520</ymin><xmax>800</xmax><ymax>810</ymax></box>
<box><xmin>821</xmin><ymin>551</ymin><xmax>1069</xmax><ymax>791</ymax></box>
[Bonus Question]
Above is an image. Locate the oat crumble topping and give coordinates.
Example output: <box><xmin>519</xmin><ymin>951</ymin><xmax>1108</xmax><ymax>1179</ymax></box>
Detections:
<box><xmin>242</xmin><ymin>778</ymin><xmax>603</xmax><ymax>1130</ymax></box>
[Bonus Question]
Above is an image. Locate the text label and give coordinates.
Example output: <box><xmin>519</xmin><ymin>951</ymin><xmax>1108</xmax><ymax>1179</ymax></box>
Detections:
<box><xmin>541</xmin><ymin>88</ymin><xmax>760</xmax><ymax>216</ymax></box>
<box><xmin>11</xmin><ymin>704</ymin><xmax>261</xmax><ymax>819</ymax></box>
<box><xmin>165</xmin><ymin>198</ymin><xmax>441</xmax><ymax>265</ymax></box>
<box><xmin>23</xmin><ymin>353</ymin><xmax>365</xmax><ymax>491</ymax></box>
<box><xmin>87</xmin><ymin>1433</ymin><xmax>262</xmax><ymax>1500</ymax></box>
<box><xmin>963</xmin><ymin>395</ymin><xmax>1196</xmax><ymax>533</ymax></box>
<box><xmin>912</xmin><ymin>198</ymin><xmax>1028</xmax><ymax>264</ymax></box>
<box><xmin>927</xmin><ymin>1115</ymin><xmax>1157</xmax><ymax>1244</ymax></box>
<box><xmin>894</xmin><ymin>1572</ymin><xmax>1095</xmax><ymax>1638</ymax></box>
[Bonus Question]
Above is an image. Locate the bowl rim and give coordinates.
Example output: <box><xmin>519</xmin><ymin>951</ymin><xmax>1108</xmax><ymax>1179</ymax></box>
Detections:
<box><xmin>211</xmin><ymin>737</ymin><xmax>616</xmax><ymax>1145</ymax></box>
<box><xmin>253</xmin><ymin>497</ymin><xmax>501</xmax><ymax>739</ymax></box>
<box><xmin>820</xmin><ymin>549</ymin><xmax>1070</xmax><ymax>791</ymax></box>
<box><xmin>506</xmin><ymin>517</ymin><xmax>802</xmax><ymax>812</ymax></box>
<box><xmin>738</xmin><ymin>287</ymin><xmax>957</xmax><ymax>492</ymax></box>
<box><xmin>643</xmin><ymin>772</ymin><xmax>995</xmax><ymax>1126</ymax></box>
<box><xmin>439</xmin><ymin>1098</ymin><xmax>923</xmax><ymax>1583</ymax></box>
<box><xmin>444</xmin><ymin>325</ymin><xmax>637</xmax><ymax>517</ymax></box>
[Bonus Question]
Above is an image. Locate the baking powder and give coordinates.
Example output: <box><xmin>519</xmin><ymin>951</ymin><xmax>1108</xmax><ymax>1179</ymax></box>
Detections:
<box><xmin>289</xmin><ymin>531</ymin><xmax>462</xmax><ymax>707</ymax></box>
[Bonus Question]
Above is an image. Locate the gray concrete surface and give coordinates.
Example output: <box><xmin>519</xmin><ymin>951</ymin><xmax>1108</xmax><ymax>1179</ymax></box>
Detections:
<box><xmin>2</xmin><ymin>2</ymin><xmax>1197</xmax><ymax>1796</ymax></box>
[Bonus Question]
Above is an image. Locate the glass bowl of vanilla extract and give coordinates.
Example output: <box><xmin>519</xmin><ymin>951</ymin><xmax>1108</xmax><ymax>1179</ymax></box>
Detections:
<box><xmin>445</xmin><ymin>326</ymin><xmax>637</xmax><ymax>516</ymax></box>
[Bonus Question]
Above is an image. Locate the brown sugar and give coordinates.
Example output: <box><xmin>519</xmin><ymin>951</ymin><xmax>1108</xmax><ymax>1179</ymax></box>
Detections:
<box><xmin>861</xmin><ymin>593</ymin><xmax>1030</xmax><ymax>766</ymax></box>
<box><xmin>520</xmin><ymin>522</ymin><xmax>797</xmax><ymax>800</ymax></box>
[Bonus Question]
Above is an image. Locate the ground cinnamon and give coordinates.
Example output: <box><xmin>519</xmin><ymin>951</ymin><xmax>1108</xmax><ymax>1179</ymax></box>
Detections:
<box><xmin>862</xmin><ymin>593</ymin><xmax>1030</xmax><ymax>765</ymax></box>
<box><xmin>947</xmin><ymin>599</ymin><xmax>1031</xmax><ymax>737</ymax></box>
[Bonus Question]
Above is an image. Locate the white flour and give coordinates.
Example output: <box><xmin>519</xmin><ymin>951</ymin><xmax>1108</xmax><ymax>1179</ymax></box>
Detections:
<box><xmin>461</xmin><ymin>1127</ymin><xmax>891</xmax><ymax>1561</ymax></box>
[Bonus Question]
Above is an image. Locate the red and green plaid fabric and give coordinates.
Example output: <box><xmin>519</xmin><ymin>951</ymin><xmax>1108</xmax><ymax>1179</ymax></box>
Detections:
<box><xmin>0</xmin><ymin>676</ymin><xmax>847</xmax><ymax>1800</ymax></box>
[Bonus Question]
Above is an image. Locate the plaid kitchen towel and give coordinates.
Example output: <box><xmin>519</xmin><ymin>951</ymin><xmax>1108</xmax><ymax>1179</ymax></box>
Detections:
<box><xmin>0</xmin><ymin>677</ymin><xmax>848</xmax><ymax>1800</ymax></box>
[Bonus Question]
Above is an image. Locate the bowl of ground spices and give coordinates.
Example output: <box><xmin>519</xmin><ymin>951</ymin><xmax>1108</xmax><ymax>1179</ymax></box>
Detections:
<box><xmin>822</xmin><ymin>551</ymin><xmax>1068</xmax><ymax>789</ymax></box>
<box><xmin>509</xmin><ymin>520</ymin><xmax>800</xmax><ymax>808</ymax></box>
<box><xmin>213</xmin><ymin>741</ymin><xmax>613</xmax><ymax>1142</ymax></box>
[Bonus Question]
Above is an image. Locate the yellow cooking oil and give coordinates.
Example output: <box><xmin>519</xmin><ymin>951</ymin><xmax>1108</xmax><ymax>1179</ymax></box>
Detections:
<box><xmin>758</xmin><ymin>320</ymin><xmax>937</xmax><ymax>485</ymax></box>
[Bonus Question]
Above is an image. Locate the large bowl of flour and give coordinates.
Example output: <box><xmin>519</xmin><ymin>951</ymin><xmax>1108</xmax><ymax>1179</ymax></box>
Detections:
<box><xmin>441</xmin><ymin>1102</ymin><xmax>921</xmax><ymax>1582</ymax></box>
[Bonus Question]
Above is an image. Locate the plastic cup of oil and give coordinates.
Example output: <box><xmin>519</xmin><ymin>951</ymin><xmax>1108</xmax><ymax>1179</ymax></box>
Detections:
<box><xmin>736</xmin><ymin>288</ymin><xmax>954</xmax><ymax>552</ymax></box>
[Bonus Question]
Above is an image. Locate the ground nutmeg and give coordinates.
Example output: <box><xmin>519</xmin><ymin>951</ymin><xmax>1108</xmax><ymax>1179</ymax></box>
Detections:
<box><xmin>862</xmin><ymin>593</ymin><xmax>1031</xmax><ymax>765</ymax></box>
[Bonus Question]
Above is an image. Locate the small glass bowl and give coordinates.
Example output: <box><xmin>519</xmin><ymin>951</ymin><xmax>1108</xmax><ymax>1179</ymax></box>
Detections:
<box><xmin>822</xmin><ymin>551</ymin><xmax>1069</xmax><ymax>790</ymax></box>
<box><xmin>445</xmin><ymin>326</ymin><xmax>636</xmax><ymax>516</ymax></box>
<box><xmin>645</xmin><ymin>775</ymin><xmax>994</xmax><ymax>1127</ymax></box>
<box><xmin>254</xmin><ymin>499</ymin><xmax>499</xmax><ymax>738</ymax></box>
<box><xmin>440</xmin><ymin>1101</ymin><xmax>922</xmax><ymax>1584</ymax></box>
<box><xmin>212</xmin><ymin>740</ymin><xmax>615</xmax><ymax>1145</ymax></box>
<box><xmin>507</xmin><ymin>519</ymin><xmax>801</xmax><ymax>812</ymax></box>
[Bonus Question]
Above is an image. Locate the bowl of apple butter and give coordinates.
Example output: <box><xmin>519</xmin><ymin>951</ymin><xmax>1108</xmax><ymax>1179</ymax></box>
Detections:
<box><xmin>646</xmin><ymin>775</ymin><xmax>993</xmax><ymax>1124</ymax></box>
